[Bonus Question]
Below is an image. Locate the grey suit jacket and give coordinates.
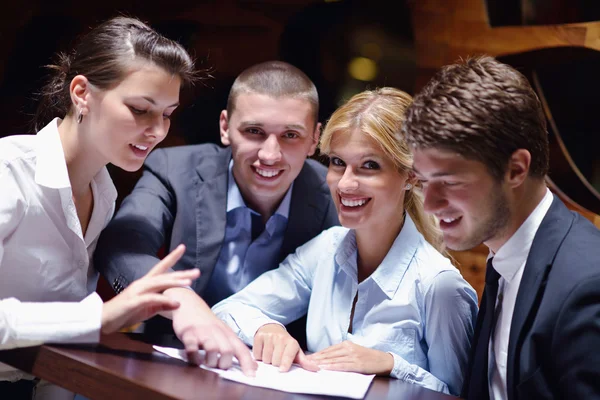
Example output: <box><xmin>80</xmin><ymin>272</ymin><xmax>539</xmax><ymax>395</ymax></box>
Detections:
<box><xmin>95</xmin><ymin>143</ymin><xmax>339</xmax><ymax>300</ymax></box>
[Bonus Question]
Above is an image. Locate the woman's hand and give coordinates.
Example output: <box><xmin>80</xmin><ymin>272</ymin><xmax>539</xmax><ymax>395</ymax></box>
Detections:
<box><xmin>254</xmin><ymin>323</ymin><xmax>318</xmax><ymax>372</ymax></box>
<box><xmin>307</xmin><ymin>340</ymin><xmax>394</xmax><ymax>375</ymax></box>
<box><xmin>101</xmin><ymin>244</ymin><xmax>199</xmax><ymax>334</ymax></box>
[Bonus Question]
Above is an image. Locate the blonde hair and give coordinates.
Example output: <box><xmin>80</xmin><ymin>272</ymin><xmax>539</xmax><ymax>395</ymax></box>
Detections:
<box><xmin>320</xmin><ymin>87</ymin><xmax>445</xmax><ymax>253</ymax></box>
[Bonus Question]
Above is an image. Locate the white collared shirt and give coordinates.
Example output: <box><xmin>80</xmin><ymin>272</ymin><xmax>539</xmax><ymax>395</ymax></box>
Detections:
<box><xmin>488</xmin><ymin>188</ymin><xmax>554</xmax><ymax>399</ymax></box>
<box><xmin>0</xmin><ymin>118</ymin><xmax>117</xmax><ymax>381</ymax></box>
<box><xmin>213</xmin><ymin>215</ymin><xmax>478</xmax><ymax>396</ymax></box>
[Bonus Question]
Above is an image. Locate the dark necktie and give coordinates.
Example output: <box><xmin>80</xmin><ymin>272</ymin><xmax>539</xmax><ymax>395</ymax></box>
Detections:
<box><xmin>464</xmin><ymin>258</ymin><xmax>501</xmax><ymax>400</ymax></box>
<box><xmin>250</xmin><ymin>212</ymin><xmax>265</xmax><ymax>242</ymax></box>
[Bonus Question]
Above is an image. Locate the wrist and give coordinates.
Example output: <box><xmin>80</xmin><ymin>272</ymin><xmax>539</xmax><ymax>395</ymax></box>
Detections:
<box><xmin>380</xmin><ymin>352</ymin><xmax>395</xmax><ymax>376</ymax></box>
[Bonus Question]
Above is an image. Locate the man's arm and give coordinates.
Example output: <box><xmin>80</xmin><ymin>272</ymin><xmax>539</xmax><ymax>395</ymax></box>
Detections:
<box><xmin>95</xmin><ymin>148</ymin><xmax>175</xmax><ymax>288</ymax></box>
<box><xmin>553</xmin><ymin>276</ymin><xmax>600</xmax><ymax>398</ymax></box>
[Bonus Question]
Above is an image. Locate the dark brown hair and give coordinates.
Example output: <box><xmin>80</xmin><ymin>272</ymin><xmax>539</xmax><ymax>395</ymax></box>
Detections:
<box><xmin>34</xmin><ymin>16</ymin><xmax>197</xmax><ymax>131</ymax></box>
<box><xmin>226</xmin><ymin>61</ymin><xmax>319</xmax><ymax>125</ymax></box>
<box><xmin>403</xmin><ymin>56</ymin><xmax>549</xmax><ymax>180</ymax></box>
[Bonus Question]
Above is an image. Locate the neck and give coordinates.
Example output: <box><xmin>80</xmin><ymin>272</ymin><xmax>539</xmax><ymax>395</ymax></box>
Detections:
<box><xmin>355</xmin><ymin>212</ymin><xmax>405</xmax><ymax>282</ymax></box>
<box><xmin>57</xmin><ymin>116</ymin><xmax>106</xmax><ymax>197</ymax></box>
<box><xmin>485</xmin><ymin>179</ymin><xmax>548</xmax><ymax>253</ymax></box>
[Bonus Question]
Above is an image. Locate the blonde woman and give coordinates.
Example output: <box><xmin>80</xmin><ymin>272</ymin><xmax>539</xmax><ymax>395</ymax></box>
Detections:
<box><xmin>213</xmin><ymin>88</ymin><xmax>477</xmax><ymax>395</ymax></box>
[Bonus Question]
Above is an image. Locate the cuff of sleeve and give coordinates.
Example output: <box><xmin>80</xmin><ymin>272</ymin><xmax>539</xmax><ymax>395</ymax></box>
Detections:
<box><xmin>9</xmin><ymin>292</ymin><xmax>103</xmax><ymax>347</ymax></box>
<box><xmin>389</xmin><ymin>352</ymin><xmax>408</xmax><ymax>380</ymax></box>
<box><xmin>388</xmin><ymin>352</ymin><xmax>449</xmax><ymax>394</ymax></box>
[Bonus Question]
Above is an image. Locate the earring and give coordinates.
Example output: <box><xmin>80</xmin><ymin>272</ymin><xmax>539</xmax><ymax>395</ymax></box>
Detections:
<box><xmin>404</xmin><ymin>183</ymin><xmax>413</xmax><ymax>190</ymax></box>
<box><xmin>77</xmin><ymin>109</ymin><xmax>83</xmax><ymax>124</ymax></box>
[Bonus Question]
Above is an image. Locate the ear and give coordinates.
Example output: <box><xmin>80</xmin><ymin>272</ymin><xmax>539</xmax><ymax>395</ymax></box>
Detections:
<box><xmin>307</xmin><ymin>122</ymin><xmax>321</xmax><ymax>157</ymax></box>
<box><xmin>406</xmin><ymin>170</ymin><xmax>419</xmax><ymax>187</ymax></box>
<box><xmin>69</xmin><ymin>75</ymin><xmax>91</xmax><ymax>116</ymax></box>
<box><xmin>505</xmin><ymin>149</ymin><xmax>531</xmax><ymax>188</ymax></box>
<box><xmin>219</xmin><ymin>110</ymin><xmax>230</xmax><ymax>146</ymax></box>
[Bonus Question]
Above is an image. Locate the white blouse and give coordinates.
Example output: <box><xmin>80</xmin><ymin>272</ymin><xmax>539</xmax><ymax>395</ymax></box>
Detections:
<box><xmin>0</xmin><ymin>119</ymin><xmax>117</xmax><ymax>381</ymax></box>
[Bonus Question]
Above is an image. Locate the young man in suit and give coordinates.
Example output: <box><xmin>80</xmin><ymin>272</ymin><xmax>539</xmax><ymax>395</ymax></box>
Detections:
<box><xmin>94</xmin><ymin>61</ymin><xmax>338</xmax><ymax>373</ymax></box>
<box><xmin>403</xmin><ymin>56</ymin><xmax>600</xmax><ymax>399</ymax></box>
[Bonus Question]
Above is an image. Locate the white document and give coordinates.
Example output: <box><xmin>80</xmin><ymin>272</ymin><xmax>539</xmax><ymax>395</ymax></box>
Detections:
<box><xmin>153</xmin><ymin>345</ymin><xmax>375</xmax><ymax>399</ymax></box>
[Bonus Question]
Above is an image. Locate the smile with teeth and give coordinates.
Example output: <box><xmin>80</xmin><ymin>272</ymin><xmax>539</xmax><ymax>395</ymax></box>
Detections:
<box><xmin>131</xmin><ymin>144</ymin><xmax>148</xmax><ymax>151</ymax></box>
<box><xmin>254</xmin><ymin>167</ymin><xmax>282</xmax><ymax>178</ymax></box>
<box><xmin>340</xmin><ymin>197</ymin><xmax>369</xmax><ymax>207</ymax></box>
<box><xmin>440</xmin><ymin>216</ymin><xmax>459</xmax><ymax>223</ymax></box>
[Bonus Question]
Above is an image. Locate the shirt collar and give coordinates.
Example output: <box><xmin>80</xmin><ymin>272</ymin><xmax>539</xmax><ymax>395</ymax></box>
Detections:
<box><xmin>226</xmin><ymin>159</ymin><xmax>293</xmax><ymax>219</ymax></box>
<box><xmin>34</xmin><ymin>117</ymin><xmax>117</xmax><ymax>204</ymax></box>
<box><xmin>490</xmin><ymin>188</ymin><xmax>554</xmax><ymax>282</ymax></box>
<box><xmin>371</xmin><ymin>214</ymin><xmax>421</xmax><ymax>298</ymax></box>
<box><xmin>34</xmin><ymin>118</ymin><xmax>71</xmax><ymax>189</ymax></box>
<box><xmin>334</xmin><ymin>214</ymin><xmax>421</xmax><ymax>299</ymax></box>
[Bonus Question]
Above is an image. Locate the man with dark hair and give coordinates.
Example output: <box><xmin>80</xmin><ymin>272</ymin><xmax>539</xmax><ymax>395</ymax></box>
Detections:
<box><xmin>403</xmin><ymin>56</ymin><xmax>600</xmax><ymax>399</ymax></box>
<box><xmin>95</xmin><ymin>60</ymin><xmax>338</xmax><ymax>370</ymax></box>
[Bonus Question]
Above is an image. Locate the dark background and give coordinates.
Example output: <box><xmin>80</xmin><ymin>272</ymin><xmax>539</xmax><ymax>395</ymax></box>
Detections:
<box><xmin>0</xmin><ymin>0</ymin><xmax>598</xmax><ymax>204</ymax></box>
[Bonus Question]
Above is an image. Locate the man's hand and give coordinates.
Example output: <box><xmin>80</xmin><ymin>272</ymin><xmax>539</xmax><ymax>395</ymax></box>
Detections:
<box><xmin>307</xmin><ymin>341</ymin><xmax>394</xmax><ymax>375</ymax></box>
<box><xmin>253</xmin><ymin>324</ymin><xmax>318</xmax><ymax>372</ymax></box>
<box><xmin>101</xmin><ymin>245</ymin><xmax>199</xmax><ymax>334</ymax></box>
<box><xmin>165</xmin><ymin>287</ymin><xmax>257</xmax><ymax>377</ymax></box>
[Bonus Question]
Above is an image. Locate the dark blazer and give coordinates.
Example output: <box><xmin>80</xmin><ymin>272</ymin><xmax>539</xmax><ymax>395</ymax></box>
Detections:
<box><xmin>463</xmin><ymin>195</ymin><xmax>600</xmax><ymax>399</ymax></box>
<box><xmin>95</xmin><ymin>143</ymin><xmax>338</xmax><ymax>300</ymax></box>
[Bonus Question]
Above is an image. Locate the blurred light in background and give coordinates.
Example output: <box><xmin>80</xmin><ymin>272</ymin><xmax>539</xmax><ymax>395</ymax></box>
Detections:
<box><xmin>348</xmin><ymin>56</ymin><xmax>377</xmax><ymax>81</ymax></box>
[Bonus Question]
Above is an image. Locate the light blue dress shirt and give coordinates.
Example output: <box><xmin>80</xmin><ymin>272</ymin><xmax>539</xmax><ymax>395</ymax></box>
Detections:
<box><xmin>203</xmin><ymin>161</ymin><xmax>293</xmax><ymax>307</ymax></box>
<box><xmin>213</xmin><ymin>215</ymin><xmax>478</xmax><ymax>395</ymax></box>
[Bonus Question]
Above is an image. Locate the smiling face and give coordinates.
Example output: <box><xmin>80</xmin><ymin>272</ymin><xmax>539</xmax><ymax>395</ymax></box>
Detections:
<box><xmin>220</xmin><ymin>93</ymin><xmax>320</xmax><ymax>213</ymax></box>
<box><xmin>326</xmin><ymin>129</ymin><xmax>409</xmax><ymax>234</ymax></box>
<box><xmin>85</xmin><ymin>63</ymin><xmax>181</xmax><ymax>172</ymax></box>
<box><xmin>412</xmin><ymin>147</ymin><xmax>511</xmax><ymax>251</ymax></box>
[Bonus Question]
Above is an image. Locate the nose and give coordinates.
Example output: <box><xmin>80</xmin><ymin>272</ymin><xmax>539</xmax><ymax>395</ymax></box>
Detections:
<box><xmin>258</xmin><ymin>134</ymin><xmax>282</xmax><ymax>165</ymax></box>
<box><xmin>338</xmin><ymin>167</ymin><xmax>359</xmax><ymax>192</ymax></box>
<box><xmin>144</xmin><ymin>114</ymin><xmax>169</xmax><ymax>140</ymax></box>
<box><xmin>422</xmin><ymin>184</ymin><xmax>447</xmax><ymax>213</ymax></box>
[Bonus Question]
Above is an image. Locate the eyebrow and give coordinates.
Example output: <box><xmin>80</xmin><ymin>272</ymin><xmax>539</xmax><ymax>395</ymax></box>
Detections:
<box><xmin>240</xmin><ymin>121</ymin><xmax>307</xmax><ymax>131</ymax></box>
<box><xmin>412</xmin><ymin>166</ymin><xmax>451</xmax><ymax>177</ymax></box>
<box><xmin>329</xmin><ymin>151</ymin><xmax>382</xmax><ymax>160</ymax></box>
<box><xmin>140</xmin><ymin>96</ymin><xmax>180</xmax><ymax>108</ymax></box>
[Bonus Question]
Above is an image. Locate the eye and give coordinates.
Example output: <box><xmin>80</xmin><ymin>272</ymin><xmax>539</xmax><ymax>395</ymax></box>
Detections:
<box><xmin>129</xmin><ymin>106</ymin><xmax>146</xmax><ymax>115</ymax></box>
<box><xmin>245</xmin><ymin>127</ymin><xmax>262</xmax><ymax>135</ymax></box>
<box><xmin>330</xmin><ymin>157</ymin><xmax>345</xmax><ymax>167</ymax></box>
<box><xmin>363</xmin><ymin>160</ymin><xmax>380</xmax><ymax>170</ymax></box>
<box><xmin>443</xmin><ymin>181</ymin><xmax>459</xmax><ymax>186</ymax></box>
<box><xmin>163</xmin><ymin>114</ymin><xmax>172</xmax><ymax>120</ymax></box>
<box><xmin>283</xmin><ymin>132</ymin><xmax>299</xmax><ymax>139</ymax></box>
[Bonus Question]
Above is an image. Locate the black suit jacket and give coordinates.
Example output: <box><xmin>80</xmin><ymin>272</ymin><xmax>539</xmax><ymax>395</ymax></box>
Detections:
<box><xmin>94</xmin><ymin>144</ymin><xmax>338</xmax><ymax>336</ymax></box>
<box><xmin>464</xmin><ymin>195</ymin><xmax>600</xmax><ymax>399</ymax></box>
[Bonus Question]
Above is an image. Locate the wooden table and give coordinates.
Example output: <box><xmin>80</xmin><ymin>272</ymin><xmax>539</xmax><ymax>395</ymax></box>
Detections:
<box><xmin>0</xmin><ymin>333</ymin><xmax>458</xmax><ymax>400</ymax></box>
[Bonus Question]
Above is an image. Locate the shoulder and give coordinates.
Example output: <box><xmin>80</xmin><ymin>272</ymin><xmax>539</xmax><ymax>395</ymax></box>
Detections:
<box><xmin>412</xmin><ymin>238</ymin><xmax>468</xmax><ymax>293</ymax></box>
<box><xmin>297</xmin><ymin>158</ymin><xmax>328</xmax><ymax>187</ymax></box>
<box><xmin>0</xmin><ymin>135</ymin><xmax>37</xmax><ymax>167</ymax></box>
<box><xmin>546</xmin><ymin>209</ymin><xmax>600</xmax><ymax>281</ymax></box>
<box><xmin>297</xmin><ymin>226</ymin><xmax>350</xmax><ymax>255</ymax></box>
<box><xmin>146</xmin><ymin>143</ymin><xmax>225</xmax><ymax>166</ymax></box>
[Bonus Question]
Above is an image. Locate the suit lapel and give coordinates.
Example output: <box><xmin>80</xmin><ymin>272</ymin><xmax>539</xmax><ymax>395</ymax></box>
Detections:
<box><xmin>193</xmin><ymin>147</ymin><xmax>231</xmax><ymax>293</ymax></box>
<box><xmin>280</xmin><ymin>162</ymin><xmax>327</xmax><ymax>261</ymax></box>
<box><xmin>506</xmin><ymin>196</ymin><xmax>574</xmax><ymax>399</ymax></box>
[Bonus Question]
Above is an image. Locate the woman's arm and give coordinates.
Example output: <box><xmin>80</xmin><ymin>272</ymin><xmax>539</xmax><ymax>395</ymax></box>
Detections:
<box><xmin>212</xmin><ymin>232</ymin><xmax>326</xmax><ymax>346</ymax></box>
<box><xmin>423</xmin><ymin>270</ymin><xmax>479</xmax><ymax>396</ymax></box>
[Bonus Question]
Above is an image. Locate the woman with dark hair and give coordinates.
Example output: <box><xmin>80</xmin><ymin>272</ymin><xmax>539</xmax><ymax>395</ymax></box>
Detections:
<box><xmin>0</xmin><ymin>16</ymin><xmax>255</xmax><ymax>399</ymax></box>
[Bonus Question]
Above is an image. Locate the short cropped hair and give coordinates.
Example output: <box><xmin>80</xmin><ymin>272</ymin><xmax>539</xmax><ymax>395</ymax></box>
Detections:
<box><xmin>226</xmin><ymin>61</ymin><xmax>319</xmax><ymax>125</ymax></box>
<box><xmin>403</xmin><ymin>56</ymin><xmax>549</xmax><ymax>180</ymax></box>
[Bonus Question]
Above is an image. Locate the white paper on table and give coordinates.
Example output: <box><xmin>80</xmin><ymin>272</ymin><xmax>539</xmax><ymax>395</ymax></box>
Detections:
<box><xmin>153</xmin><ymin>345</ymin><xmax>375</xmax><ymax>399</ymax></box>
